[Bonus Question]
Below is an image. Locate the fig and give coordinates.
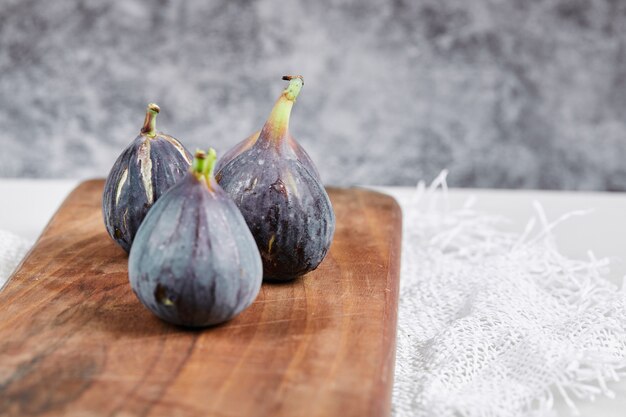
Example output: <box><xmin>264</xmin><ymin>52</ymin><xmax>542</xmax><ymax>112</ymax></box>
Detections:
<box><xmin>128</xmin><ymin>149</ymin><xmax>263</xmax><ymax>327</ymax></box>
<box><xmin>216</xmin><ymin>76</ymin><xmax>335</xmax><ymax>281</ymax></box>
<box><xmin>102</xmin><ymin>103</ymin><xmax>192</xmax><ymax>253</ymax></box>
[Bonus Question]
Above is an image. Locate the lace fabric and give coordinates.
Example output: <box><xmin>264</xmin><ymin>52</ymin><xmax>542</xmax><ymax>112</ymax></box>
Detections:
<box><xmin>393</xmin><ymin>172</ymin><xmax>626</xmax><ymax>417</ymax></box>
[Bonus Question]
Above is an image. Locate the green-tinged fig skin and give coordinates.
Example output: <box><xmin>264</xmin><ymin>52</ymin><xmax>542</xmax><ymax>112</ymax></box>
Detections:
<box><xmin>128</xmin><ymin>173</ymin><xmax>263</xmax><ymax>327</ymax></box>
<box><xmin>216</xmin><ymin>145</ymin><xmax>335</xmax><ymax>281</ymax></box>
<box><xmin>215</xmin><ymin>131</ymin><xmax>321</xmax><ymax>180</ymax></box>
<box><xmin>103</xmin><ymin>134</ymin><xmax>191</xmax><ymax>252</ymax></box>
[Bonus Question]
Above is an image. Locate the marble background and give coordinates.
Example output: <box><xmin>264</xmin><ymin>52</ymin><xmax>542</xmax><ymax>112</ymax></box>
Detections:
<box><xmin>1</xmin><ymin>0</ymin><xmax>626</xmax><ymax>189</ymax></box>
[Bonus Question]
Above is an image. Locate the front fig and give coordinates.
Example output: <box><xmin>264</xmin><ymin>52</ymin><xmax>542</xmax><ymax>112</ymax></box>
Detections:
<box><xmin>129</xmin><ymin>149</ymin><xmax>263</xmax><ymax>327</ymax></box>
<box><xmin>216</xmin><ymin>76</ymin><xmax>335</xmax><ymax>281</ymax></box>
<box><xmin>103</xmin><ymin>103</ymin><xmax>192</xmax><ymax>252</ymax></box>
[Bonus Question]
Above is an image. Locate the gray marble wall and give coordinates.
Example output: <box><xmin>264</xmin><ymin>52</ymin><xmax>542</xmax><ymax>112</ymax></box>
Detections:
<box><xmin>1</xmin><ymin>0</ymin><xmax>625</xmax><ymax>189</ymax></box>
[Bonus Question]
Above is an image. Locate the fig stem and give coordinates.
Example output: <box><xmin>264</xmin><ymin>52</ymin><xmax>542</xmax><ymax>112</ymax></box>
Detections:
<box><xmin>141</xmin><ymin>103</ymin><xmax>160</xmax><ymax>138</ymax></box>
<box><xmin>261</xmin><ymin>75</ymin><xmax>304</xmax><ymax>144</ymax></box>
<box><xmin>281</xmin><ymin>75</ymin><xmax>303</xmax><ymax>101</ymax></box>
<box><xmin>202</xmin><ymin>148</ymin><xmax>218</xmax><ymax>178</ymax></box>
<box><xmin>191</xmin><ymin>148</ymin><xmax>217</xmax><ymax>186</ymax></box>
<box><xmin>192</xmin><ymin>149</ymin><xmax>207</xmax><ymax>174</ymax></box>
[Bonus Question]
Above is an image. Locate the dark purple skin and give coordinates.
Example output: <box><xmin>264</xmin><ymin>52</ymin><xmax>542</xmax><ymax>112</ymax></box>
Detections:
<box><xmin>128</xmin><ymin>173</ymin><xmax>263</xmax><ymax>327</ymax></box>
<box><xmin>102</xmin><ymin>133</ymin><xmax>191</xmax><ymax>253</ymax></box>
<box><xmin>216</xmin><ymin>142</ymin><xmax>335</xmax><ymax>281</ymax></box>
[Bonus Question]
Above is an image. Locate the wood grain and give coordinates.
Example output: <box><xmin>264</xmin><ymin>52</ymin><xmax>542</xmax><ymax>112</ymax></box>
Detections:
<box><xmin>0</xmin><ymin>180</ymin><xmax>402</xmax><ymax>417</ymax></box>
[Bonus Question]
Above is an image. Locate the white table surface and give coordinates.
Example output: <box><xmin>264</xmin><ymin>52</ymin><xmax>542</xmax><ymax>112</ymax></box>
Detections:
<box><xmin>1</xmin><ymin>179</ymin><xmax>626</xmax><ymax>416</ymax></box>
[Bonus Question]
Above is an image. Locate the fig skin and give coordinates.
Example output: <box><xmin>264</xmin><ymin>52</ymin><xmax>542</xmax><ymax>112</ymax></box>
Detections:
<box><xmin>129</xmin><ymin>150</ymin><xmax>263</xmax><ymax>327</ymax></box>
<box><xmin>216</xmin><ymin>76</ymin><xmax>335</xmax><ymax>281</ymax></box>
<box><xmin>102</xmin><ymin>104</ymin><xmax>191</xmax><ymax>253</ymax></box>
<box><xmin>215</xmin><ymin>130</ymin><xmax>321</xmax><ymax>181</ymax></box>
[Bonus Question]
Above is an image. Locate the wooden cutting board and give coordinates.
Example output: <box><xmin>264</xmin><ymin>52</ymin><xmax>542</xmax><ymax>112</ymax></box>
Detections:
<box><xmin>0</xmin><ymin>180</ymin><xmax>402</xmax><ymax>417</ymax></box>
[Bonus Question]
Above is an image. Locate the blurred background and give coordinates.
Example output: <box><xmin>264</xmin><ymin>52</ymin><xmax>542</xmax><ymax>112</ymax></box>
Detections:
<box><xmin>1</xmin><ymin>0</ymin><xmax>625</xmax><ymax>189</ymax></box>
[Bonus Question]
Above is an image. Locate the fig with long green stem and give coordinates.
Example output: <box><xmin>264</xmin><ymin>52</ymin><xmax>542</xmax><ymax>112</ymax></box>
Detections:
<box><xmin>129</xmin><ymin>149</ymin><xmax>263</xmax><ymax>327</ymax></box>
<box><xmin>216</xmin><ymin>76</ymin><xmax>335</xmax><ymax>281</ymax></box>
<box><xmin>102</xmin><ymin>103</ymin><xmax>192</xmax><ymax>253</ymax></box>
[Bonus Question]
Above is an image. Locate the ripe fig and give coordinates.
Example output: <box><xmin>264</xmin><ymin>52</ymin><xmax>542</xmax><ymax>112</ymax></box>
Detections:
<box><xmin>102</xmin><ymin>103</ymin><xmax>192</xmax><ymax>253</ymax></box>
<box><xmin>216</xmin><ymin>76</ymin><xmax>335</xmax><ymax>281</ymax></box>
<box><xmin>129</xmin><ymin>149</ymin><xmax>263</xmax><ymax>327</ymax></box>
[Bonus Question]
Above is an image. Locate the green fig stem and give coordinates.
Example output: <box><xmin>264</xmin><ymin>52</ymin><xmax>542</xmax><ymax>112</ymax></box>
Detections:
<box><xmin>141</xmin><ymin>103</ymin><xmax>160</xmax><ymax>138</ymax></box>
<box><xmin>191</xmin><ymin>148</ymin><xmax>218</xmax><ymax>190</ymax></box>
<box><xmin>192</xmin><ymin>149</ymin><xmax>207</xmax><ymax>174</ymax></box>
<box><xmin>262</xmin><ymin>75</ymin><xmax>304</xmax><ymax>144</ymax></box>
<box><xmin>202</xmin><ymin>148</ymin><xmax>218</xmax><ymax>178</ymax></box>
<box><xmin>281</xmin><ymin>75</ymin><xmax>304</xmax><ymax>101</ymax></box>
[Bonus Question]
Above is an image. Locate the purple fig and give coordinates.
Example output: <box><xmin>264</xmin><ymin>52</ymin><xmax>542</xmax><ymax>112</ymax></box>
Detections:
<box><xmin>129</xmin><ymin>149</ymin><xmax>263</xmax><ymax>327</ymax></box>
<box><xmin>216</xmin><ymin>76</ymin><xmax>335</xmax><ymax>281</ymax></box>
<box><xmin>102</xmin><ymin>103</ymin><xmax>192</xmax><ymax>253</ymax></box>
